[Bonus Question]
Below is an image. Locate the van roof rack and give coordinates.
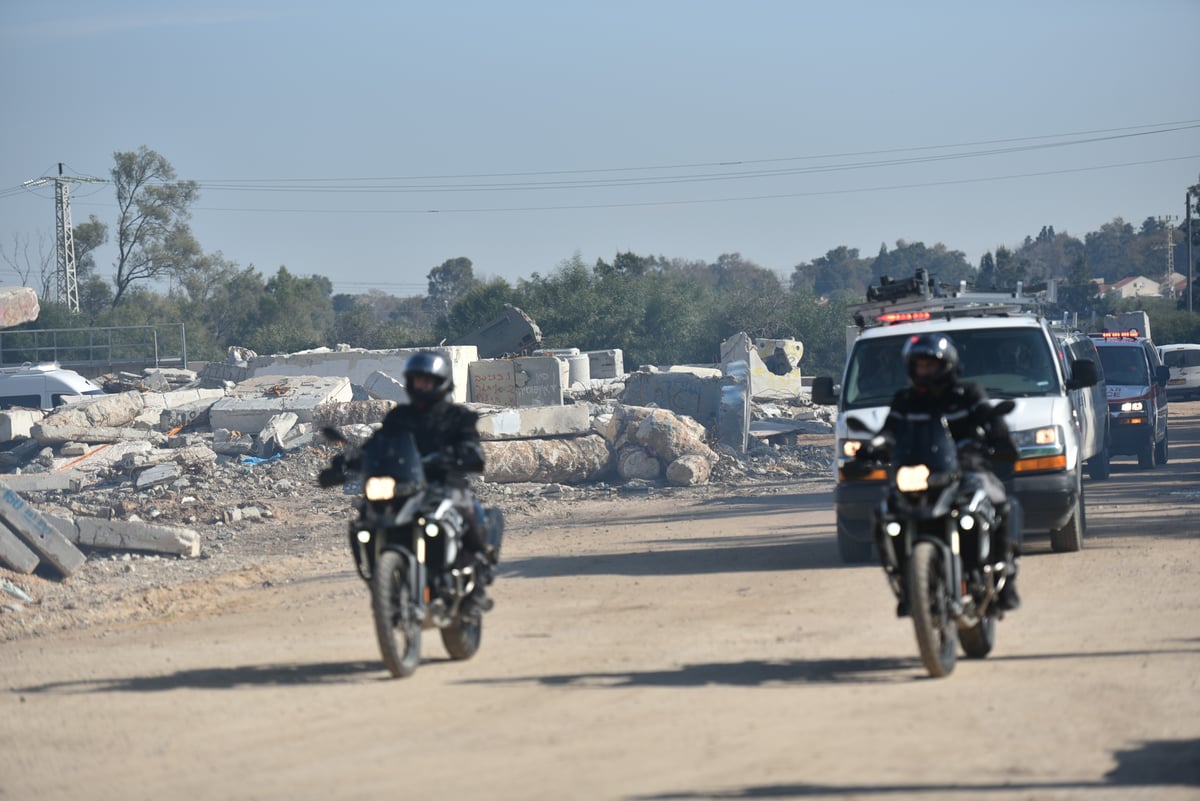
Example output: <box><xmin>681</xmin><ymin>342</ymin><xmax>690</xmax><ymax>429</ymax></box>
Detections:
<box><xmin>850</xmin><ymin>273</ymin><xmax>1049</xmax><ymax>328</ymax></box>
<box><xmin>0</xmin><ymin>362</ymin><xmax>61</xmax><ymax>375</ymax></box>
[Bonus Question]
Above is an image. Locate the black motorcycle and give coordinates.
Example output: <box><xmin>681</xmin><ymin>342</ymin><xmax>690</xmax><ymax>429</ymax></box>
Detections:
<box><xmin>320</xmin><ymin>428</ymin><xmax>503</xmax><ymax>679</ymax></box>
<box><xmin>845</xmin><ymin>400</ymin><xmax>1016</xmax><ymax>678</ymax></box>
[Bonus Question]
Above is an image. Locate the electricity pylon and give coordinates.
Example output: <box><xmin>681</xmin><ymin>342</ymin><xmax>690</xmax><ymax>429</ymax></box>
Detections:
<box><xmin>22</xmin><ymin>163</ymin><xmax>104</xmax><ymax>313</ymax></box>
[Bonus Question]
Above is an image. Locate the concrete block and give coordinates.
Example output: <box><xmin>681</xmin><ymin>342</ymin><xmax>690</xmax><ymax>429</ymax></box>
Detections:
<box><xmin>475</xmin><ymin>404</ymin><xmax>591</xmax><ymax>440</ymax></box>
<box><xmin>198</xmin><ymin>361</ymin><xmax>252</xmax><ymax>386</ymax></box>
<box><xmin>469</xmin><ymin>356</ymin><xmax>563</xmax><ymax>408</ymax></box>
<box><xmin>0</xmin><ymin>481</ymin><xmax>86</xmax><ymax>576</ymax></box>
<box><xmin>620</xmin><ymin>371</ymin><xmax>721</xmax><ymax>429</ymax></box>
<box><xmin>254</xmin><ymin>412</ymin><xmax>299</xmax><ymax>457</ymax></box>
<box><xmin>718</xmin><ymin>360</ymin><xmax>750</xmax><ymax>453</ymax></box>
<box><xmin>0</xmin><ymin>525</ymin><xmax>40</xmax><ymax>573</ymax></box>
<box><xmin>586</xmin><ymin>350</ymin><xmax>624</xmax><ymax>379</ymax></box>
<box><xmin>212</xmin><ymin>429</ymin><xmax>254</xmax><ymax>456</ymax></box>
<box><xmin>209</xmin><ymin>375</ymin><xmax>353</xmax><ymax>434</ymax></box>
<box><xmin>158</xmin><ymin>397</ymin><xmax>221</xmax><ymax>432</ymax></box>
<box><xmin>0</xmin><ymin>408</ymin><xmax>46</xmax><ymax>442</ymax></box>
<box><xmin>481</xmin><ymin>435</ymin><xmax>612</xmax><ymax>483</ymax></box>
<box><xmin>0</xmin><ymin>470</ymin><xmax>87</xmax><ymax>493</ymax></box>
<box><xmin>247</xmin><ymin>346</ymin><xmax>477</xmax><ymax>404</ymax></box>
<box><xmin>135</xmin><ymin>463</ymin><xmax>181</xmax><ymax>490</ymax></box>
<box><xmin>720</xmin><ymin>332</ymin><xmax>804</xmax><ymax>400</ymax></box>
<box><xmin>48</xmin><ymin>513</ymin><xmax>201</xmax><ymax>557</ymax></box>
<box><xmin>364</xmin><ymin>370</ymin><xmax>407</xmax><ymax>403</ymax></box>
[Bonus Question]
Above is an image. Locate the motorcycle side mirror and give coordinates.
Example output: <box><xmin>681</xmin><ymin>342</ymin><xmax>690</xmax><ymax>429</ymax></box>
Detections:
<box><xmin>321</xmin><ymin>426</ymin><xmax>346</xmax><ymax>445</ymax></box>
<box><xmin>993</xmin><ymin>400</ymin><xmax>1016</xmax><ymax>416</ymax></box>
<box><xmin>846</xmin><ymin>416</ymin><xmax>871</xmax><ymax>434</ymax></box>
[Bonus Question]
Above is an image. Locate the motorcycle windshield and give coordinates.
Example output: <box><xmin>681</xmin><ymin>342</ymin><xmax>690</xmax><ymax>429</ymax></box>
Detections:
<box><xmin>890</xmin><ymin>414</ymin><xmax>958</xmax><ymax>488</ymax></box>
<box><xmin>360</xmin><ymin>430</ymin><xmax>426</xmax><ymax>487</ymax></box>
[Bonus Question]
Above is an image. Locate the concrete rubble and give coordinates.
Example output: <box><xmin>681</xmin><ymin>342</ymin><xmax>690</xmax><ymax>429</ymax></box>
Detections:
<box><xmin>0</xmin><ymin>337</ymin><xmax>835</xmax><ymax>579</ymax></box>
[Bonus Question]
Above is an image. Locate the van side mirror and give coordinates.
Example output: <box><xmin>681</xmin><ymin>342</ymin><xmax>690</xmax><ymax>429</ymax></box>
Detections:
<box><xmin>1066</xmin><ymin>358</ymin><xmax>1098</xmax><ymax>390</ymax></box>
<box><xmin>811</xmin><ymin>376</ymin><xmax>839</xmax><ymax>406</ymax></box>
<box><xmin>1156</xmin><ymin>365</ymin><xmax>1171</xmax><ymax>386</ymax></box>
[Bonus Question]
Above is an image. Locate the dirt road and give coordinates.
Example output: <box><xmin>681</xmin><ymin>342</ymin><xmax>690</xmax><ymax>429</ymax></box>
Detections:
<box><xmin>3</xmin><ymin>406</ymin><xmax>1199</xmax><ymax>801</ymax></box>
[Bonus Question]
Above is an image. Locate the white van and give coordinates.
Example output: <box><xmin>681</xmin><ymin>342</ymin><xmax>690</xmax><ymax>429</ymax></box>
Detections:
<box><xmin>813</xmin><ymin>294</ymin><xmax>1101</xmax><ymax>563</ymax></box>
<box><xmin>1157</xmin><ymin>343</ymin><xmax>1200</xmax><ymax>401</ymax></box>
<box><xmin>0</xmin><ymin>363</ymin><xmax>106</xmax><ymax>410</ymax></box>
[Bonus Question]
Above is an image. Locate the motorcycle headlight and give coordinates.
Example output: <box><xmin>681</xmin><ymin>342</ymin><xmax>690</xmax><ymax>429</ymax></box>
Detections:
<box><xmin>958</xmin><ymin>514</ymin><xmax>976</xmax><ymax>531</ymax></box>
<box><xmin>364</xmin><ymin>476</ymin><xmax>397</xmax><ymax>501</ymax></box>
<box><xmin>355</xmin><ymin>529</ymin><xmax>371</xmax><ymax>544</ymax></box>
<box><xmin>895</xmin><ymin>464</ymin><xmax>930</xmax><ymax>493</ymax></box>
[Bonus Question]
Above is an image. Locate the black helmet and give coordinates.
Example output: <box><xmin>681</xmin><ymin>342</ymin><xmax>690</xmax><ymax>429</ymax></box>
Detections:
<box><xmin>403</xmin><ymin>351</ymin><xmax>453</xmax><ymax>408</ymax></box>
<box><xmin>902</xmin><ymin>332</ymin><xmax>959</xmax><ymax>391</ymax></box>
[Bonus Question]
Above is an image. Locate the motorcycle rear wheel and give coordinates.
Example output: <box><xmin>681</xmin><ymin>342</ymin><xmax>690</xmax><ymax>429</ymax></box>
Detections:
<box><xmin>907</xmin><ymin>542</ymin><xmax>958</xmax><ymax>678</ymax></box>
<box><xmin>441</xmin><ymin>616</ymin><xmax>482</xmax><ymax>660</ymax></box>
<box><xmin>958</xmin><ymin>614</ymin><xmax>996</xmax><ymax>659</ymax></box>
<box><xmin>372</xmin><ymin>549</ymin><xmax>422</xmax><ymax>678</ymax></box>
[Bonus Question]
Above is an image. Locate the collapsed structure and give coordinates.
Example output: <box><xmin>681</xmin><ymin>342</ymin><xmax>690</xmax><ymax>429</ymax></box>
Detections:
<box><xmin>0</xmin><ymin>330</ymin><xmax>833</xmax><ymax>579</ymax></box>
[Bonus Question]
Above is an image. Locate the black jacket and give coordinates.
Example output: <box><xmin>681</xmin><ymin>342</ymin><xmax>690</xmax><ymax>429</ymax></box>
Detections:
<box><xmin>882</xmin><ymin>380</ymin><xmax>1017</xmax><ymax>473</ymax></box>
<box><xmin>375</xmin><ymin>399</ymin><xmax>485</xmax><ymax>488</ymax></box>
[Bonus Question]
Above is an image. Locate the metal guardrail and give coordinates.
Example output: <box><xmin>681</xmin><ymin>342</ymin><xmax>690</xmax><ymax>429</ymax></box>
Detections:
<box><xmin>0</xmin><ymin>324</ymin><xmax>187</xmax><ymax>374</ymax></box>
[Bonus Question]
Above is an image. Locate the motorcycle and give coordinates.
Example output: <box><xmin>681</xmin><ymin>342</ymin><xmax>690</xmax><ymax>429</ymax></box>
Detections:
<box><xmin>845</xmin><ymin>399</ymin><xmax>1017</xmax><ymax>678</ymax></box>
<box><xmin>319</xmin><ymin>427</ymin><xmax>503</xmax><ymax>679</ymax></box>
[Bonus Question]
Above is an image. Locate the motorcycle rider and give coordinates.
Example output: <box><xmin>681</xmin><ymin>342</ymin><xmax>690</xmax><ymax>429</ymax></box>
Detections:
<box><xmin>877</xmin><ymin>332</ymin><xmax>1022</xmax><ymax>612</ymax></box>
<box><xmin>345</xmin><ymin>350</ymin><xmax>496</xmax><ymax>612</ymax></box>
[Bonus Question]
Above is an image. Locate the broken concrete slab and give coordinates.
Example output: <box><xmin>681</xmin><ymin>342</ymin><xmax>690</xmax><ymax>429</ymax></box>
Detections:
<box><xmin>482</xmin><ymin>435</ymin><xmax>612</xmax><ymax>483</ymax></box>
<box><xmin>118</xmin><ymin>444</ymin><xmax>216</xmax><ymax>471</ymax></box>
<box><xmin>46</xmin><ymin>513</ymin><xmax>201</xmax><ymax>558</ymax></box>
<box><xmin>312</xmin><ymin>399</ymin><xmax>395</xmax><ymax>430</ymax></box>
<box><xmin>254</xmin><ymin>412</ymin><xmax>298</xmax><ymax>457</ymax></box>
<box><xmin>0</xmin><ymin>524</ymin><xmax>40</xmax><ymax>574</ymax></box>
<box><xmin>43</xmin><ymin>390</ymin><xmax>145</xmax><ymax>429</ymax></box>
<box><xmin>0</xmin><ymin>439</ymin><xmax>43</xmax><ymax>468</ymax></box>
<box><xmin>137</xmin><ymin>388</ymin><xmax>225</xmax><ymax>429</ymax></box>
<box><xmin>718</xmin><ymin>360</ymin><xmax>751</xmax><ymax>453</ymax></box>
<box><xmin>31</xmin><ymin>423</ymin><xmax>167</xmax><ymax>446</ymax></box>
<box><xmin>209</xmin><ymin>375</ymin><xmax>353</xmax><ymax>434</ymax></box>
<box><xmin>134</xmin><ymin>463</ymin><xmax>182</xmax><ymax>490</ymax></box>
<box><xmin>158</xmin><ymin>397</ymin><xmax>221</xmax><ymax>432</ymax></box>
<box><xmin>0</xmin><ymin>481</ymin><xmax>86</xmax><ymax>576</ymax></box>
<box><xmin>749</xmin><ymin>418</ymin><xmax>834</xmax><ymax>439</ymax></box>
<box><xmin>475</xmin><ymin>404</ymin><xmax>590</xmax><ymax>441</ymax></box>
<box><xmin>212</xmin><ymin>429</ymin><xmax>254</xmax><ymax>456</ymax></box>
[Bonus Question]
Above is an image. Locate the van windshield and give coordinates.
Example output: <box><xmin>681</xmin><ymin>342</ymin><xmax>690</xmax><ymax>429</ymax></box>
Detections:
<box><xmin>844</xmin><ymin>327</ymin><xmax>1060</xmax><ymax>409</ymax></box>
<box><xmin>1097</xmin><ymin>346</ymin><xmax>1148</xmax><ymax>386</ymax></box>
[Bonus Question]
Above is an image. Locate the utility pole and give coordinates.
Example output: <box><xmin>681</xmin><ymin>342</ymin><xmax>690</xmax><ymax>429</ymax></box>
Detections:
<box><xmin>21</xmin><ymin>164</ymin><xmax>104</xmax><ymax>313</ymax></box>
<box><xmin>1189</xmin><ymin>190</ymin><xmax>1195</xmax><ymax>313</ymax></box>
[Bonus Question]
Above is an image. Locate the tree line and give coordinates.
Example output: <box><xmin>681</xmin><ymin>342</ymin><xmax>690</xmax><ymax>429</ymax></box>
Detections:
<box><xmin>5</xmin><ymin>148</ymin><xmax>1200</xmax><ymax>376</ymax></box>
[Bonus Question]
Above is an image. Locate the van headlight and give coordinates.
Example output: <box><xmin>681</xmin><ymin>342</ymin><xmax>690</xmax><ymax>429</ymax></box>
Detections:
<box><xmin>1119</xmin><ymin>400</ymin><xmax>1144</xmax><ymax>412</ymax></box>
<box><xmin>1010</xmin><ymin>425</ymin><xmax>1064</xmax><ymax>457</ymax></box>
<box><xmin>840</xmin><ymin>439</ymin><xmax>864</xmax><ymax>458</ymax></box>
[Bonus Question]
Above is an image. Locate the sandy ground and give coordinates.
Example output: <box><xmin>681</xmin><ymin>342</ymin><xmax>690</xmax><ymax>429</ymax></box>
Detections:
<box><xmin>1</xmin><ymin>408</ymin><xmax>1198</xmax><ymax>801</ymax></box>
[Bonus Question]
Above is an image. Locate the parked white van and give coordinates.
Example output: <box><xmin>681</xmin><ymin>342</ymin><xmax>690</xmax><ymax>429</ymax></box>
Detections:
<box><xmin>812</xmin><ymin>280</ymin><xmax>1101</xmax><ymax>563</ymax></box>
<box><xmin>1158</xmin><ymin>343</ymin><xmax>1200</xmax><ymax>401</ymax></box>
<box><xmin>0</xmin><ymin>363</ymin><xmax>105</xmax><ymax>410</ymax></box>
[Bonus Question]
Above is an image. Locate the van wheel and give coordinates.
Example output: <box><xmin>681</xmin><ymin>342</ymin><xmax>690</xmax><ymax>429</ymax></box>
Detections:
<box><xmin>1137</xmin><ymin>432</ymin><xmax>1157</xmax><ymax>470</ymax></box>
<box><xmin>1155</xmin><ymin>427</ymin><xmax>1169</xmax><ymax>465</ymax></box>
<box><xmin>1087</xmin><ymin>433</ymin><xmax>1111</xmax><ymax>481</ymax></box>
<box><xmin>1050</xmin><ymin>473</ymin><xmax>1085</xmax><ymax>553</ymax></box>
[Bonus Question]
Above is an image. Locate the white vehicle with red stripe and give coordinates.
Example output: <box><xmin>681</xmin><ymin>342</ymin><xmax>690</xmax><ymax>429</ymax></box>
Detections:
<box><xmin>1091</xmin><ymin>331</ymin><xmax>1169</xmax><ymax>469</ymax></box>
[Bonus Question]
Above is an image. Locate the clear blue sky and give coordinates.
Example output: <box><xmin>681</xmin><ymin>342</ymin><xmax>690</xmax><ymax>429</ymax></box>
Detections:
<box><xmin>2</xmin><ymin>1</ymin><xmax>1198</xmax><ymax>298</ymax></box>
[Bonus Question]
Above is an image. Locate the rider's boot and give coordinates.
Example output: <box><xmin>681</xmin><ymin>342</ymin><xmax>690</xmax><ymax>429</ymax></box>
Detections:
<box><xmin>464</xmin><ymin>553</ymin><xmax>494</xmax><ymax>613</ymax></box>
<box><xmin>991</xmin><ymin>502</ymin><xmax>1021</xmax><ymax>611</ymax></box>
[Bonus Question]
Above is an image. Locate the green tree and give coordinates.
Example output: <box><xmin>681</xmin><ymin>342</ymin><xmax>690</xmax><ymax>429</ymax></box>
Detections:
<box><xmin>247</xmin><ymin>267</ymin><xmax>334</xmax><ymax>355</ymax></box>
<box><xmin>108</xmin><ymin>147</ymin><xmax>200</xmax><ymax>307</ymax></box>
<box><xmin>425</xmin><ymin>257</ymin><xmax>477</xmax><ymax>321</ymax></box>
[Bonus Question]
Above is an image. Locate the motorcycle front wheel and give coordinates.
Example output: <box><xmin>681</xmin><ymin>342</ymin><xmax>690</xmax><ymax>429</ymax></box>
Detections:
<box><xmin>908</xmin><ymin>541</ymin><xmax>958</xmax><ymax>677</ymax></box>
<box><xmin>372</xmin><ymin>549</ymin><xmax>422</xmax><ymax>678</ymax></box>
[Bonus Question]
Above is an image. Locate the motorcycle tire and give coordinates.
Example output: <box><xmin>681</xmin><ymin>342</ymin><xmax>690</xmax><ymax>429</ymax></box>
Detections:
<box><xmin>372</xmin><ymin>549</ymin><xmax>422</xmax><ymax>678</ymax></box>
<box><xmin>907</xmin><ymin>541</ymin><xmax>958</xmax><ymax>678</ymax></box>
<box><xmin>958</xmin><ymin>614</ymin><xmax>996</xmax><ymax>659</ymax></box>
<box><xmin>441</xmin><ymin>616</ymin><xmax>483</xmax><ymax>660</ymax></box>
